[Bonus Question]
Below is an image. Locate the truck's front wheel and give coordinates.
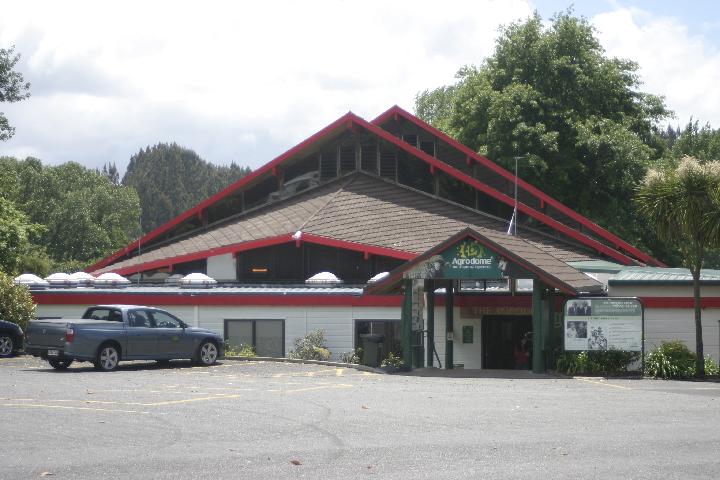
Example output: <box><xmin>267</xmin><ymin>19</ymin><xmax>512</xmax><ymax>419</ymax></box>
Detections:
<box><xmin>48</xmin><ymin>358</ymin><xmax>73</xmax><ymax>370</ymax></box>
<box><xmin>196</xmin><ymin>341</ymin><xmax>218</xmax><ymax>366</ymax></box>
<box><xmin>95</xmin><ymin>344</ymin><xmax>120</xmax><ymax>371</ymax></box>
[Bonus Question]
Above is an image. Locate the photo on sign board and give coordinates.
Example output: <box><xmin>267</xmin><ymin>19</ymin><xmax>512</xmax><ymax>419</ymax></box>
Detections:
<box><xmin>566</xmin><ymin>321</ymin><xmax>587</xmax><ymax>339</ymax></box>
<box><xmin>587</xmin><ymin>324</ymin><xmax>608</xmax><ymax>350</ymax></box>
<box><xmin>567</xmin><ymin>300</ymin><xmax>592</xmax><ymax>316</ymax></box>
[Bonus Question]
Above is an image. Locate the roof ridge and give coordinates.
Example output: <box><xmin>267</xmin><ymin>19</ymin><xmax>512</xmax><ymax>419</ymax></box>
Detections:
<box><xmin>296</xmin><ymin>175</ymin><xmax>358</xmax><ymax>233</ymax></box>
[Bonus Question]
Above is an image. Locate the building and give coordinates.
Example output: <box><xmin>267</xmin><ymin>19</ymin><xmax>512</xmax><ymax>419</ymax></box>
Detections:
<box><xmin>31</xmin><ymin>106</ymin><xmax>720</xmax><ymax>369</ymax></box>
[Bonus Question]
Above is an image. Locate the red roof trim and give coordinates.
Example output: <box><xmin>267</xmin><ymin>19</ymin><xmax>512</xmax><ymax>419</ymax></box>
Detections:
<box><xmin>372</xmin><ymin>105</ymin><xmax>664</xmax><ymax>267</ymax></box>
<box><xmin>88</xmin><ymin>112</ymin><xmax>357</xmax><ymax>272</ymax></box>
<box><xmin>98</xmin><ymin>233</ymin><xmax>415</xmax><ymax>276</ymax></box>
<box><xmin>349</xmin><ymin>114</ymin><xmax>637</xmax><ymax>266</ymax></box>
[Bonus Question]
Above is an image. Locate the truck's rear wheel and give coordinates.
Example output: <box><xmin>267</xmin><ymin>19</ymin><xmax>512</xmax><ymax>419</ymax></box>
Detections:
<box><xmin>95</xmin><ymin>344</ymin><xmax>120</xmax><ymax>371</ymax></box>
<box><xmin>48</xmin><ymin>358</ymin><xmax>73</xmax><ymax>370</ymax></box>
<box><xmin>0</xmin><ymin>335</ymin><xmax>13</xmax><ymax>357</ymax></box>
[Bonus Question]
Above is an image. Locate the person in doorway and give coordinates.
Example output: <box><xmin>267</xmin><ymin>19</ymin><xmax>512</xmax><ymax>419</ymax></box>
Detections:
<box><xmin>514</xmin><ymin>334</ymin><xmax>530</xmax><ymax>369</ymax></box>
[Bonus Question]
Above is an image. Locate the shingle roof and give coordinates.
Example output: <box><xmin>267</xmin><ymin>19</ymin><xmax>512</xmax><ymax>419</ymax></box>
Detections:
<box><xmin>365</xmin><ymin>227</ymin><xmax>604</xmax><ymax>295</ymax></box>
<box><xmin>97</xmin><ymin>173</ymin><xmax>599</xmax><ymax>274</ymax></box>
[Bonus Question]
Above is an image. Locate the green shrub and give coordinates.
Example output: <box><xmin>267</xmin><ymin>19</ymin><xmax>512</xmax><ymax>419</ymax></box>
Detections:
<box><xmin>555</xmin><ymin>349</ymin><xmax>640</xmax><ymax>376</ymax></box>
<box><xmin>340</xmin><ymin>348</ymin><xmax>362</xmax><ymax>364</ymax></box>
<box><xmin>224</xmin><ymin>342</ymin><xmax>256</xmax><ymax>357</ymax></box>
<box><xmin>288</xmin><ymin>330</ymin><xmax>331</xmax><ymax>361</ymax></box>
<box><xmin>645</xmin><ymin>341</ymin><xmax>696</xmax><ymax>379</ymax></box>
<box><xmin>381</xmin><ymin>352</ymin><xmax>404</xmax><ymax>369</ymax></box>
<box><xmin>0</xmin><ymin>272</ymin><xmax>36</xmax><ymax>331</ymax></box>
<box><xmin>705</xmin><ymin>355</ymin><xmax>720</xmax><ymax>376</ymax></box>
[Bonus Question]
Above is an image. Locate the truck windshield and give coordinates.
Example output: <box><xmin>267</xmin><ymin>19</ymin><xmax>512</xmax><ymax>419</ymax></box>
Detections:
<box><xmin>82</xmin><ymin>308</ymin><xmax>123</xmax><ymax>322</ymax></box>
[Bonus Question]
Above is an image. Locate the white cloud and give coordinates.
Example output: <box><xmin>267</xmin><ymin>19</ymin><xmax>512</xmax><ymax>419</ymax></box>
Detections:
<box><xmin>0</xmin><ymin>0</ymin><xmax>531</xmax><ymax>172</ymax></box>
<box><xmin>592</xmin><ymin>7</ymin><xmax>720</xmax><ymax>127</ymax></box>
<box><xmin>4</xmin><ymin>1</ymin><xmax>719</xmax><ymax>174</ymax></box>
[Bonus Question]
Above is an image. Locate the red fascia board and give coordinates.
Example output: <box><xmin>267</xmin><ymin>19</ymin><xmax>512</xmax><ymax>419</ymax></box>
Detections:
<box><xmin>300</xmin><ymin>233</ymin><xmax>417</xmax><ymax>260</ymax></box>
<box><xmin>32</xmin><ymin>292</ymin><xmax>404</xmax><ymax>307</ymax></box>
<box><xmin>640</xmin><ymin>297</ymin><xmax>720</xmax><ymax>309</ymax></box>
<box><xmin>373</xmin><ymin>105</ymin><xmax>663</xmax><ymax>267</ymax></box>
<box><xmin>106</xmin><ymin>234</ymin><xmax>293</xmax><ymax>276</ymax></box>
<box><xmin>88</xmin><ymin>112</ymin><xmax>357</xmax><ymax>272</ymax></box>
<box><xmin>31</xmin><ymin>291</ymin><xmax>532</xmax><ymax>307</ymax></box>
<box><xmin>349</xmin><ymin>114</ymin><xmax>637</xmax><ymax>267</ymax></box>
<box><xmin>102</xmin><ymin>232</ymin><xmax>415</xmax><ymax>276</ymax></box>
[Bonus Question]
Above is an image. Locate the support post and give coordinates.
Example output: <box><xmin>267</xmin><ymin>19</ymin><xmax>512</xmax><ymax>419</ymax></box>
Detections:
<box><xmin>402</xmin><ymin>279</ymin><xmax>413</xmax><ymax>369</ymax></box>
<box><xmin>445</xmin><ymin>280</ymin><xmax>454</xmax><ymax>369</ymax></box>
<box><xmin>532</xmin><ymin>280</ymin><xmax>545</xmax><ymax>373</ymax></box>
<box><xmin>426</xmin><ymin>280</ymin><xmax>435</xmax><ymax>367</ymax></box>
<box><xmin>546</xmin><ymin>287</ymin><xmax>555</xmax><ymax>369</ymax></box>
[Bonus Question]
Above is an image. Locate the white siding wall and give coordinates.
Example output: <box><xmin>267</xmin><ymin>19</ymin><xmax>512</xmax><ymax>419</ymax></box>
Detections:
<box><xmin>611</xmin><ymin>284</ymin><xmax>720</xmax><ymax>361</ymax></box>
<box><xmin>35</xmin><ymin>288</ymin><xmax>720</xmax><ymax>364</ymax></box>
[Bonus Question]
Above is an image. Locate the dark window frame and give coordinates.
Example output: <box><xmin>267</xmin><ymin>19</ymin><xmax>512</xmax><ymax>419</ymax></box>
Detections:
<box><xmin>224</xmin><ymin>318</ymin><xmax>285</xmax><ymax>357</ymax></box>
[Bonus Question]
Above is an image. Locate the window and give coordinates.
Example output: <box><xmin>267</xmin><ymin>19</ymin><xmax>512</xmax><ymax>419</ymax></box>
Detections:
<box><xmin>151</xmin><ymin>311</ymin><xmax>184</xmax><ymax>329</ymax></box>
<box><xmin>82</xmin><ymin>307</ymin><xmax>122</xmax><ymax>322</ymax></box>
<box><xmin>225</xmin><ymin>319</ymin><xmax>284</xmax><ymax>357</ymax></box>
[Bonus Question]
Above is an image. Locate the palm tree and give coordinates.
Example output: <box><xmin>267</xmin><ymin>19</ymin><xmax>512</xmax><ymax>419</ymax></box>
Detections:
<box><xmin>636</xmin><ymin>156</ymin><xmax>720</xmax><ymax>377</ymax></box>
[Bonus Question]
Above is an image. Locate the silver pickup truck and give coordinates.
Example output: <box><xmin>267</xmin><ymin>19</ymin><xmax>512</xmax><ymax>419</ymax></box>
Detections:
<box><xmin>25</xmin><ymin>305</ymin><xmax>224</xmax><ymax>371</ymax></box>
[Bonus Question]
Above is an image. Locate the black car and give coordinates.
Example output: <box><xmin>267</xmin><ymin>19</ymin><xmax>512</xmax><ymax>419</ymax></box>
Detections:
<box><xmin>0</xmin><ymin>319</ymin><xmax>24</xmax><ymax>357</ymax></box>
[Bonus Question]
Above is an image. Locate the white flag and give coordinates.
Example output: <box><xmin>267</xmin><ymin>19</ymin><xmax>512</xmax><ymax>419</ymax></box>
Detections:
<box><xmin>506</xmin><ymin>208</ymin><xmax>516</xmax><ymax>235</ymax></box>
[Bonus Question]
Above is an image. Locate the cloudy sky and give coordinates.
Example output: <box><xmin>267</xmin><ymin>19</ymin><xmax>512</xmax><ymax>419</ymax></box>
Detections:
<box><xmin>1</xmin><ymin>0</ymin><xmax>719</xmax><ymax>174</ymax></box>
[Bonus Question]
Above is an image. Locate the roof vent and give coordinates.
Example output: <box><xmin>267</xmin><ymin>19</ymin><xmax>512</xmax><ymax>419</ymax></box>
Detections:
<box><xmin>367</xmin><ymin>272</ymin><xmax>389</xmax><ymax>284</ymax></box>
<box><xmin>69</xmin><ymin>271</ymin><xmax>95</xmax><ymax>287</ymax></box>
<box><xmin>180</xmin><ymin>273</ymin><xmax>217</xmax><ymax>289</ymax></box>
<box><xmin>45</xmin><ymin>272</ymin><xmax>80</xmax><ymax>288</ymax></box>
<box><xmin>14</xmin><ymin>274</ymin><xmax>49</xmax><ymax>290</ymax></box>
<box><xmin>305</xmin><ymin>271</ymin><xmax>343</xmax><ymax>285</ymax></box>
<box><xmin>94</xmin><ymin>272</ymin><xmax>131</xmax><ymax>289</ymax></box>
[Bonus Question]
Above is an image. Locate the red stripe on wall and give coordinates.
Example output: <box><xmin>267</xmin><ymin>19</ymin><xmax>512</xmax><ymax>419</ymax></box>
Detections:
<box><xmin>32</xmin><ymin>292</ymin><xmax>535</xmax><ymax>308</ymax></box>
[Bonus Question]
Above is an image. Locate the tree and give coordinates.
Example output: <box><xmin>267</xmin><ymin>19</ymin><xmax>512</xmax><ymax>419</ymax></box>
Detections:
<box><xmin>0</xmin><ymin>157</ymin><xmax>141</xmax><ymax>268</ymax></box>
<box><xmin>123</xmin><ymin>143</ymin><xmax>251</xmax><ymax>233</ymax></box>
<box><xmin>0</xmin><ymin>197</ymin><xmax>43</xmax><ymax>275</ymax></box>
<box><xmin>668</xmin><ymin>120</ymin><xmax>720</xmax><ymax>162</ymax></box>
<box><xmin>635</xmin><ymin>157</ymin><xmax>720</xmax><ymax>377</ymax></box>
<box><xmin>0</xmin><ymin>46</ymin><xmax>31</xmax><ymax>141</ymax></box>
<box><xmin>0</xmin><ymin>271</ymin><xmax>35</xmax><ymax>330</ymax></box>
<box><xmin>415</xmin><ymin>11</ymin><xmax>670</xmax><ymax>247</ymax></box>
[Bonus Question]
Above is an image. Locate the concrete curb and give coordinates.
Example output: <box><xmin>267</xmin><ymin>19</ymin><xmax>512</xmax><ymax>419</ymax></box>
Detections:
<box><xmin>222</xmin><ymin>355</ymin><xmax>386</xmax><ymax>374</ymax></box>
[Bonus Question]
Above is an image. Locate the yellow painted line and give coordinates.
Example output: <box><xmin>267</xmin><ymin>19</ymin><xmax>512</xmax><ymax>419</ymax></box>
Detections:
<box><xmin>283</xmin><ymin>384</ymin><xmax>354</xmax><ymax>394</ymax></box>
<box><xmin>0</xmin><ymin>403</ymin><xmax>147</xmax><ymax>414</ymax></box>
<box><xmin>575</xmin><ymin>378</ymin><xmax>629</xmax><ymax>390</ymax></box>
<box><xmin>336</xmin><ymin>368</ymin><xmax>344</xmax><ymax>376</ymax></box>
<box><xmin>143</xmin><ymin>394</ymin><xmax>242</xmax><ymax>406</ymax></box>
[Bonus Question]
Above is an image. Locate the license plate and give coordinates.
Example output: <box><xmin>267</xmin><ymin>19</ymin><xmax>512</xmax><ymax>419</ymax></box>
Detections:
<box><xmin>47</xmin><ymin>349</ymin><xmax>59</xmax><ymax>357</ymax></box>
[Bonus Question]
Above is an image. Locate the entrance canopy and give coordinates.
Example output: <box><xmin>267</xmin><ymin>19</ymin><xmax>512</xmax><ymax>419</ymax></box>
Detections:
<box><xmin>366</xmin><ymin>227</ymin><xmax>604</xmax><ymax>295</ymax></box>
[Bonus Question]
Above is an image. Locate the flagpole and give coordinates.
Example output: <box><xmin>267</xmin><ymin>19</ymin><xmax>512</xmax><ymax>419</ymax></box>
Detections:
<box><xmin>513</xmin><ymin>156</ymin><xmax>518</xmax><ymax>236</ymax></box>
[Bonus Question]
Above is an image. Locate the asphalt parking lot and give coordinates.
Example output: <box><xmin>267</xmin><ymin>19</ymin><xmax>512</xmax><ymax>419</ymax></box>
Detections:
<box><xmin>2</xmin><ymin>357</ymin><xmax>720</xmax><ymax>479</ymax></box>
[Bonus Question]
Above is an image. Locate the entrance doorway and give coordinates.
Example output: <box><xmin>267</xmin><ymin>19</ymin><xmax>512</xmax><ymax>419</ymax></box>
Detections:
<box><xmin>482</xmin><ymin>315</ymin><xmax>532</xmax><ymax>369</ymax></box>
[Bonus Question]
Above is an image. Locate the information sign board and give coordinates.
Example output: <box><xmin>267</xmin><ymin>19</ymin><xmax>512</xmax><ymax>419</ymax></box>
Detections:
<box><xmin>564</xmin><ymin>297</ymin><xmax>643</xmax><ymax>352</ymax></box>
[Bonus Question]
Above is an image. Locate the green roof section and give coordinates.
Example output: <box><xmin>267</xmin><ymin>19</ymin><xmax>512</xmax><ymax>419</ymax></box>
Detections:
<box><xmin>608</xmin><ymin>267</ymin><xmax>720</xmax><ymax>285</ymax></box>
<box><xmin>567</xmin><ymin>260</ymin><xmax>627</xmax><ymax>273</ymax></box>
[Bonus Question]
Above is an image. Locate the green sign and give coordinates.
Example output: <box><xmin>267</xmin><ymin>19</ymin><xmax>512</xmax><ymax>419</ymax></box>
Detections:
<box><xmin>404</xmin><ymin>238</ymin><xmax>508</xmax><ymax>280</ymax></box>
<box><xmin>439</xmin><ymin>239</ymin><xmax>506</xmax><ymax>279</ymax></box>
